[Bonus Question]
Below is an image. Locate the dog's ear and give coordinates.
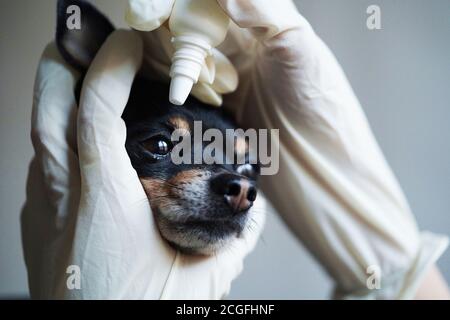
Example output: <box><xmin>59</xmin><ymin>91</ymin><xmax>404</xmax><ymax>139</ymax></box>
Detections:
<box><xmin>56</xmin><ymin>0</ymin><xmax>114</xmax><ymax>71</ymax></box>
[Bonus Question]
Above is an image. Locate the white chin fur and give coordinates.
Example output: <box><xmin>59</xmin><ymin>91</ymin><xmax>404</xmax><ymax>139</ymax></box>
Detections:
<box><xmin>155</xmin><ymin>207</ymin><xmax>242</xmax><ymax>255</ymax></box>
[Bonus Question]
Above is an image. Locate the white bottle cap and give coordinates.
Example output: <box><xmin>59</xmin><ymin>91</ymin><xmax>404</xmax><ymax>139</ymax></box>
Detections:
<box><xmin>169</xmin><ymin>75</ymin><xmax>194</xmax><ymax>105</ymax></box>
<box><xmin>169</xmin><ymin>36</ymin><xmax>211</xmax><ymax>105</ymax></box>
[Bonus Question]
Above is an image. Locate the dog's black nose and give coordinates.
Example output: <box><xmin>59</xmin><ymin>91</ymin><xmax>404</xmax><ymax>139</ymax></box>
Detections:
<box><xmin>210</xmin><ymin>173</ymin><xmax>257</xmax><ymax>212</ymax></box>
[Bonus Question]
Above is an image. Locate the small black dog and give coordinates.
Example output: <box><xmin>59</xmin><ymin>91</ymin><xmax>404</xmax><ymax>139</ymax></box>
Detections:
<box><xmin>56</xmin><ymin>0</ymin><xmax>259</xmax><ymax>254</ymax></box>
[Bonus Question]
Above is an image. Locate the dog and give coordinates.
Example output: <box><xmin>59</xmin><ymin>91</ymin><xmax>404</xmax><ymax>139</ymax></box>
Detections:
<box><xmin>56</xmin><ymin>0</ymin><xmax>260</xmax><ymax>255</ymax></box>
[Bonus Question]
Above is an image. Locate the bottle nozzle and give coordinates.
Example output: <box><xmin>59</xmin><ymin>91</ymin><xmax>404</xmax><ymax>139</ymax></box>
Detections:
<box><xmin>169</xmin><ymin>36</ymin><xmax>211</xmax><ymax>106</ymax></box>
<box><xmin>169</xmin><ymin>75</ymin><xmax>194</xmax><ymax>105</ymax></box>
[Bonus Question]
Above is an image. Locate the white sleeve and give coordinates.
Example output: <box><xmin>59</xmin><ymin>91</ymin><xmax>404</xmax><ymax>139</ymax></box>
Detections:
<box><xmin>216</xmin><ymin>0</ymin><xmax>449</xmax><ymax>299</ymax></box>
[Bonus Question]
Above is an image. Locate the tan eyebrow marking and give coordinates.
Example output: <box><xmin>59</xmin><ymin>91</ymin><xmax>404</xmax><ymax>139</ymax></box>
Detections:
<box><xmin>234</xmin><ymin>136</ymin><xmax>248</xmax><ymax>156</ymax></box>
<box><xmin>168</xmin><ymin>116</ymin><xmax>190</xmax><ymax>131</ymax></box>
<box><xmin>168</xmin><ymin>115</ymin><xmax>191</xmax><ymax>136</ymax></box>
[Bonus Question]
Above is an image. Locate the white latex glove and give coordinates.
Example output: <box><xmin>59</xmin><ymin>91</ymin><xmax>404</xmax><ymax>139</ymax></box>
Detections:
<box><xmin>21</xmin><ymin>30</ymin><xmax>265</xmax><ymax>299</ymax></box>
<box><xmin>213</xmin><ymin>0</ymin><xmax>448</xmax><ymax>299</ymax></box>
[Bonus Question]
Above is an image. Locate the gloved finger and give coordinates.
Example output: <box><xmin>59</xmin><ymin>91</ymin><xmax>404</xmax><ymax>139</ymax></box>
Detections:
<box><xmin>77</xmin><ymin>30</ymin><xmax>143</xmax><ymax>191</ymax></box>
<box><xmin>210</xmin><ymin>49</ymin><xmax>238</xmax><ymax>94</ymax></box>
<box><xmin>70</xmin><ymin>30</ymin><xmax>182</xmax><ymax>299</ymax></box>
<box><xmin>30</xmin><ymin>41</ymin><xmax>81</xmax><ymax>228</ymax></box>
<box><xmin>217</xmin><ymin>0</ymin><xmax>319</xmax><ymax>115</ymax></box>
<box><xmin>216</xmin><ymin>0</ymin><xmax>304</xmax><ymax>40</ymax></box>
<box><xmin>126</xmin><ymin>0</ymin><xmax>175</xmax><ymax>31</ymax></box>
<box><xmin>189</xmin><ymin>49</ymin><xmax>239</xmax><ymax>107</ymax></box>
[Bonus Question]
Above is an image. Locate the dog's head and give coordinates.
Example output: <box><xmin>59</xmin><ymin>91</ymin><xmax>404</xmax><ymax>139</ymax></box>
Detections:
<box><xmin>56</xmin><ymin>0</ymin><xmax>260</xmax><ymax>254</ymax></box>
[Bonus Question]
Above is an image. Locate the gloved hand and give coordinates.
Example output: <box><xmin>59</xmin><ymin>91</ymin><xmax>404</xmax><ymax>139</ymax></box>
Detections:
<box><xmin>21</xmin><ymin>30</ymin><xmax>265</xmax><ymax>299</ymax></box>
<box><xmin>215</xmin><ymin>0</ymin><xmax>449</xmax><ymax>299</ymax></box>
<box><xmin>126</xmin><ymin>0</ymin><xmax>239</xmax><ymax>107</ymax></box>
<box><xmin>128</xmin><ymin>0</ymin><xmax>449</xmax><ymax>299</ymax></box>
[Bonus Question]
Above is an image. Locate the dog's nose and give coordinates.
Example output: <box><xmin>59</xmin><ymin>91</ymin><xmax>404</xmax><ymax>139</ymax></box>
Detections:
<box><xmin>210</xmin><ymin>173</ymin><xmax>257</xmax><ymax>212</ymax></box>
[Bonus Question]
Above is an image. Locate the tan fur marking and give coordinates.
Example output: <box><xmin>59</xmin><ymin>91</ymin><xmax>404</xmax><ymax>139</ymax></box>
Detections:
<box><xmin>234</xmin><ymin>137</ymin><xmax>248</xmax><ymax>156</ymax></box>
<box><xmin>139</xmin><ymin>177</ymin><xmax>171</xmax><ymax>208</ymax></box>
<box><xmin>168</xmin><ymin>115</ymin><xmax>190</xmax><ymax>136</ymax></box>
<box><xmin>140</xmin><ymin>178</ymin><xmax>164</xmax><ymax>197</ymax></box>
<box><xmin>169</xmin><ymin>169</ymin><xmax>204</xmax><ymax>186</ymax></box>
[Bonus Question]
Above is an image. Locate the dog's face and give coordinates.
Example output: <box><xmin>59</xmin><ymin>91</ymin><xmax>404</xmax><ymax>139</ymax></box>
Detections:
<box><xmin>56</xmin><ymin>0</ymin><xmax>260</xmax><ymax>255</ymax></box>
<box><xmin>124</xmin><ymin>80</ymin><xmax>260</xmax><ymax>254</ymax></box>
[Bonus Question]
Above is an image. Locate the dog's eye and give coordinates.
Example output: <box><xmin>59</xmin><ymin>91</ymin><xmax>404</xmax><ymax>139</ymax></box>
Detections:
<box><xmin>142</xmin><ymin>136</ymin><xmax>173</xmax><ymax>157</ymax></box>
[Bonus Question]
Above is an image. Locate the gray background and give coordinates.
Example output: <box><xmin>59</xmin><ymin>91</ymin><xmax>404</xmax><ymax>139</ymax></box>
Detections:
<box><xmin>0</xmin><ymin>0</ymin><xmax>449</xmax><ymax>299</ymax></box>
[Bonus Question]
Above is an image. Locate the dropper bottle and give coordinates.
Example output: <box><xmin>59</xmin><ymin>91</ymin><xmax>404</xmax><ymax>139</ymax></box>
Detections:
<box><xmin>168</xmin><ymin>0</ymin><xmax>230</xmax><ymax>105</ymax></box>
